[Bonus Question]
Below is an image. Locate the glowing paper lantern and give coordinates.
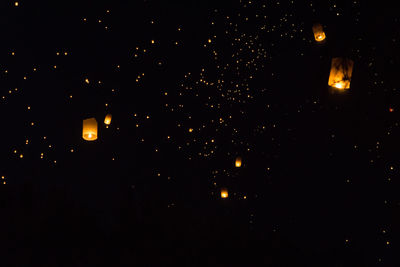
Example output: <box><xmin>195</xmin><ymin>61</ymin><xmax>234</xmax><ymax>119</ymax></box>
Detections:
<box><xmin>328</xmin><ymin>58</ymin><xmax>354</xmax><ymax>90</ymax></box>
<box><xmin>104</xmin><ymin>114</ymin><xmax>112</xmax><ymax>125</ymax></box>
<box><xmin>235</xmin><ymin>157</ymin><xmax>242</xmax><ymax>168</ymax></box>
<box><xmin>220</xmin><ymin>188</ymin><xmax>228</xmax><ymax>199</ymax></box>
<box><xmin>312</xmin><ymin>23</ymin><xmax>326</xmax><ymax>42</ymax></box>
<box><xmin>82</xmin><ymin>118</ymin><xmax>98</xmax><ymax>141</ymax></box>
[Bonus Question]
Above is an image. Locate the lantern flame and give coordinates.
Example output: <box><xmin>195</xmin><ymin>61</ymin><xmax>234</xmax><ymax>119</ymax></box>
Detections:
<box><xmin>316</xmin><ymin>33</ymin><xmax>326</xmax><ymax>41</ymax></box>
<box><xmin>333</xmin><ymin>82</ymin><xmax>345</xmax><ymax>89</ymax></box>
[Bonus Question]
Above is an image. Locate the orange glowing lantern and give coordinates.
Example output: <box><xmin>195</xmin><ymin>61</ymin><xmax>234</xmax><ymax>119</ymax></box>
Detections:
<box><xmin>235</xmin><ymin>157</ymin><xmax>242</xmax><ymax>168</ymax></box>
<box><xmin>82</xmin><ymin>118</ymin><xmax>98</xmax><ymax>141</ymax></box>
<box><xmin>328</xmin><ymin>58</ymin><xmax>354</xmax><ymax>90</ymax></box>
<box><xmin>220</xmin><ymin>188</ymin><xmax>229</xmax><ymax>199</ymax></box>
<box><xmin>104</xmin><ymin>114</ymin><xmax>112</xmax><ymax>125</ymax></box>
<box><xmin>312</xmin><ymin>23</ymin><xmax>326</xmax><ymax>42</ymax></box>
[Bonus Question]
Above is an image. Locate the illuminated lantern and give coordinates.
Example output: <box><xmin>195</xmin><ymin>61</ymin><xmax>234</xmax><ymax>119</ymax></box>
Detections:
<box><xmin>104</xmin><ymin>114</ymin><xmax>112</xmax><ymax>125</ymax></box>
<box><xmin>220</xmin><ymin>188</ymin><xmax>228</xmax><ymax>199</ymax></box>
<box><xmin>312</xmin><ymin>23</ymin><xmax>326</xmax><ymax>42</ymax></box>
<box><xmin>328</xmin><ymin>58</ymin><xmax>354</xmax><ymax>90</ymax></box>
<box><xmin>235</xmin><ymin>157</ymin><xmax>242</xmax><ymax>168</ymax></box>
<box><xmin>82</xmin><ymin>118</ymin><xmax>98</xmax><ymax>141</ymax></box>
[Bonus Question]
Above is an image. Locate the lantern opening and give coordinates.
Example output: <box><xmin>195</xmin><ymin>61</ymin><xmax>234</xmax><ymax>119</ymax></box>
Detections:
<box><xmin>316</xmin><ymin>33</ymin><xmax>326</xmax><ymax>41</ymax></box>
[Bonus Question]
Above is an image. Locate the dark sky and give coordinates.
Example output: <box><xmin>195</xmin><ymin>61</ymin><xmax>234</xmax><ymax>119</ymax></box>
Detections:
<box><xmin>1</xmin><ymin>0</ymin><xmax>399</xmax><ymax>266</ymax></box>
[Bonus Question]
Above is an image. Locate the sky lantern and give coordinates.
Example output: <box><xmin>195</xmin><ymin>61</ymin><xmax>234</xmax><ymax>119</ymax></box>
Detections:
<box><xmin>235</xmin><ymin>156</ymin><xmax>242</xmax><ymax>168</ymax></box>
<box><xmin>220</xmin><ymin>188</ymin><xmax>229</xmax><ymax>199</ymax></box>
<box><xmin>312</xmin><ymin>23</ymin><xmax>326</xmax><ymax>42</ymax></box>
<box><xmin>328</xmin><ymin>58</ymin><xmax>354</xmax><ymax>90</ymax></box>
<box><xmin>104</xmin><ymin>114</ymin><xmax>112</xmax><ymax>125</ymax></box>
<box><xmin>82</xmin><ymin>118</ymin><xmax>98</xmax><ymax>141</ymax></box>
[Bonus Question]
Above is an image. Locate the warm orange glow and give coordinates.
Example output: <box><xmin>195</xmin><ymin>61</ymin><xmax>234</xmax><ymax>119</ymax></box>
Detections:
<box><xmin>328</xmin><ymin>58</ymin><xmax>354</xmax><ymax>90</ymax></box>
<box><xmin>221</xmin><ymin>188</ymin><xmax>228</xmax><ymax>199</ymax></box>
<box><xmin>104</xmin><ymin>114</ymin><xmax>112</xmax><ymax>125</ymax></box>
<box><xmin>389</xmin><ymin>108</ymin><xmax>394</xmax><ymax>112</ymax></box>
<box><xmin>333</xmin><ymin>82</ymin><xmax>346</xmax><ymax>89</ymax></box>
<box><xmin>316</xmin><ymin>34</ymin><xmax>325</xmax><ymax>41</ymax></box>
<box><xmin>235</xmin><ymin>157</ymin><xmax>242</xmax><ymax>168</ymax></box>
<box><xmin>83</xmin><ymin>118</ymin><xmax>98</xmax><ymax>141</ymax></box>
<box><xmin>312</xmin><ymin>23</ymin><xmax>326</xmax><ymax>42</ymax></box>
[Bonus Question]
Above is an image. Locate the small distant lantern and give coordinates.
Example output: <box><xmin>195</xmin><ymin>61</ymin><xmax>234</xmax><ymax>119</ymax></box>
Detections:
<box><xmin>82</xmin><ymin>118</ymin><xmax>98</xmax><ymax>141</ymax></box>
<box><xmin>235</xmin><ymin>157</ymin><xmax>242</xmax><ymax>168</ymax></box>
<box><xmin>220</xmin><ymin>188</ymin><xmax>229</xmax><ymax>199</ymax></box>
<box><xmin>104</xmin><ymin>114</ymin><xmax>112</xmax><ymax>125</ymax></box>
<box><xmin>328</xmin><ymin>58</ymin><xmax>354</xmax><ymax>90</ymax></box>
<box><xmin>312</xmin><ymin>23</ymin><xmax>326</xmax><ymax>42</ymax></box>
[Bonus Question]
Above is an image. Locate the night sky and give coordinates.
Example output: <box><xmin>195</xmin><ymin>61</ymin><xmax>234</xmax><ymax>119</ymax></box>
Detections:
<box><xmin>1</xmin><ymin>0</ymin><xmax>399</xmax><ymax>266</ymax></box>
